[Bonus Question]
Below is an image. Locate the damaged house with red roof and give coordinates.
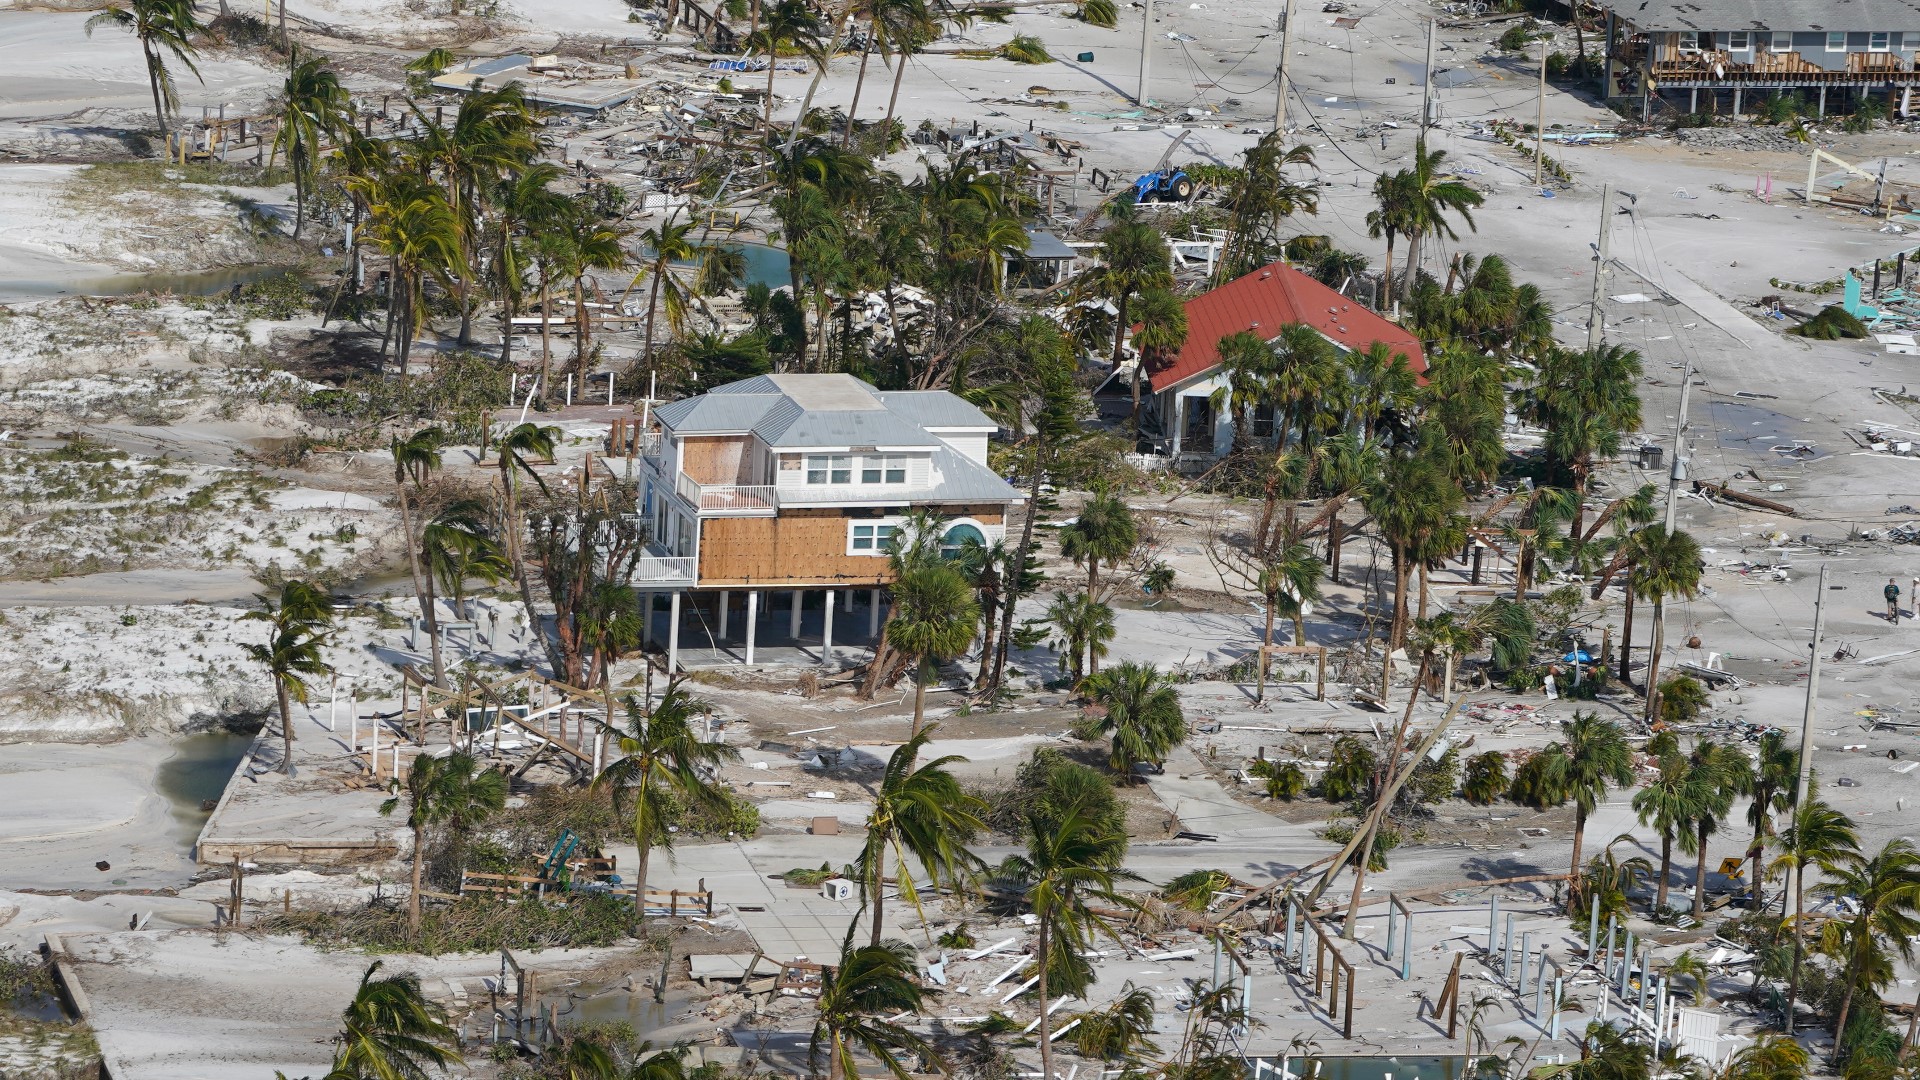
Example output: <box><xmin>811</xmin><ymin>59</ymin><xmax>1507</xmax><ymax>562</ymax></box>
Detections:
<box><xmin>1130</xmin><ymin>261</ymin><xmax>1426</xmax><ymax>468</ymax></box>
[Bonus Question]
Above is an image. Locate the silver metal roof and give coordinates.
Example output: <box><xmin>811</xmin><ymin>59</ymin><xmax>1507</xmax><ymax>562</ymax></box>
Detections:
<box><xmin>651</xmin><ymin>393</ymin><xmax>779</xmax><ymax>432</ymax></box>
<box><xmin>1602</xmin><ymin>0</ymin><xmax>1920</xmax><ymax>31</ymax></box>
<box><xmin>1021</xmin><ymin>228</ymin><xmax>1079</xmax><ymax>261</ymax></box>
<box><xmin>874</xmin><ymin>391</ymin><xmax>998</xmax><ymax>430</ymax></box>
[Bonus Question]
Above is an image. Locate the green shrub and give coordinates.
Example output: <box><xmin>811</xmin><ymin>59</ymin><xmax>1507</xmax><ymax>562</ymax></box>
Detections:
<box><xmin>1498</xmin><ymin>23</ymin><xmax>1543</xmax><ymax>50</ymax></box>
<box><xmin>1658</xmin><ymin>674</ymin><xmax>1710</xmax><ymax>723</ymax></box>
<box><xmin>1264</xmin><ymin>761</ymin><xmax>1306</xmax><ymax>800</ymax></box>
<box><xmin>1789</xmin><ymin>305</ymin><xmax>1868</xmax><ymax>340</ymax></box>
<box><xmin>1461</xmin><ymin>752</ymin><xmax>1508</xmax><ymax>804</ymax></box>
<box><xmin>1321</xmin><ymin>819</ymin><xmax>1400</xmax><ymax>870</ymax></box>
<box><xmin>262</xmin><ymin>893</ymin><xmax>643</xmax><ymax>954</ymax></box>
<box><xmin>1320</xmin><ymin>736</ymin><xmax>1375</xmax><ymax>802</ymax></box>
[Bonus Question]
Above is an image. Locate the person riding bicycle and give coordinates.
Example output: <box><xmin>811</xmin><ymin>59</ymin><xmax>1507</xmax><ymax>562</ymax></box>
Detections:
<box><xmin>1888</xmin><ymin>578</ymin><xmax>1903</xmax><ymax>624</ymax></box>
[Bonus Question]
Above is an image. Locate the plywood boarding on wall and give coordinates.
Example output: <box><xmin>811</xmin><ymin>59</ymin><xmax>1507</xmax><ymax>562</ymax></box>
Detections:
<box><xmin>697</xmin><ymin>505</ymin><xmax>1006</xmax><ymax>586</ymax></box>
<box><xmin>680</xmin><ymin>436</ymin><xmax>750</xmax><ymax>485</ymax></box>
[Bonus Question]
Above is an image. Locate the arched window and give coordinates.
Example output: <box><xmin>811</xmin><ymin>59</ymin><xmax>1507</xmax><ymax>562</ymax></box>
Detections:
<box><xmin>941</xmin><ymin>522</ymin><xmax>986</xmax><ymax>560</ymax></box>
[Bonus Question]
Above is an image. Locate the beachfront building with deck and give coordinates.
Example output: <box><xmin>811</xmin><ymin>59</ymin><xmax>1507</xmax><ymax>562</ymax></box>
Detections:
<box><xmin>623</xmin><ymin>373</ymin><xmax>1022</xmax><ymax>671</ymax></box>
<box><xmin>1595</xmin><ymin>0</ymin><xmax>1920</xmax><ymax>118</ymax></box>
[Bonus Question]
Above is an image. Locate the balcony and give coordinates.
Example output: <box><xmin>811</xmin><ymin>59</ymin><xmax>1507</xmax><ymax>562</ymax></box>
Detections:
<box><xmin>675</xmin><ymin>473</ymin><xmax>778</xmax><ymax>515</ymax></box>
<box><xmin>627</xmin><ymin>545</ymin><xmax>697</xmax><ymax>585</ymax></box>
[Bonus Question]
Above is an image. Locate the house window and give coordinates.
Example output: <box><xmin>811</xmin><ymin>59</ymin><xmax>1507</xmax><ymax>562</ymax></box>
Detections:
<box><xmin>1827</xmin><ymin>31</ymin><xmax>1848</xmax><ymax>51</ymax></box>
<box><xmin>806</xmin><ymin>454</ymin><xmax>851</xmax><ymax>485</ymax></box>
<box><xmin>1727</xmin><ymin>31</ymin><xmax>1750</xmax><ymax>51</ymax></box>
<box><xmin>940</xmin><ymin>522</ymin><xmax>987</xmax><ymax>560</ymax></box>
<box><xmin>849</xmin><ymin>522</ymin><xmax>898</xmax><ymax>555</ymax></box>
<box><xmin>1871</xmin><ymin>31</ymin><xmax>1892</xmax><ymax>52</ymax></box>
<box><xmin>1676</xmin><ymin>30</ymin><xmax>1703</xmax><ymax>51</ymax></box>
<box><xmin>860</xmin><ymin>455</ymin><xmax>907</xmax><ymax>484</ymax></box>
<box><xmin>1771</xmin><ymin>31</ymin><xmax>1792</xmax><ymax>51</ymax></box>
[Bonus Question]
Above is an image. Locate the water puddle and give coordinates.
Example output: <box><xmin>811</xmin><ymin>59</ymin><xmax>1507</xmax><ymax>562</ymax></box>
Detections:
<box><xmin>156</xmin><ymin>731</ymin><xmax>255</xmax><ymax>846</ymax></box>
<box><xmin>0</xmin><ymin>265</ymin><xmax>293</xmax><ymax>303</ymax></box>
<box><xmin>555</xmin><ymin>985</ymin><xmax>699</xmax><ymax>1038</ymax></box>
<box><xmin>1258</xmin><ymin>1057</ymin><xmax>1484</xmax><ymax>1080</ymax></box>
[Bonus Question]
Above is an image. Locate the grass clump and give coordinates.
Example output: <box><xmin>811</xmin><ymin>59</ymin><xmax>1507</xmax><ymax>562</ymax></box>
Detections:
<box><xmin>260</xmin><ymin>892</ymin><xmax>645</xmax><ymax>955</ymax></box>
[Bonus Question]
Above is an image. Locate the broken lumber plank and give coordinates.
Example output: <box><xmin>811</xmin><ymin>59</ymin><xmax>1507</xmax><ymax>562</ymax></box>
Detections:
<box><xmin>1694</xmin><ymin>480</ymin><xmax>1796</xmax><ymax>516</ymax></box>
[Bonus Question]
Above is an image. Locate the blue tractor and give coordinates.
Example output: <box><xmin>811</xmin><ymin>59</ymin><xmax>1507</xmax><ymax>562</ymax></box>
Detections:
<box><xmin>1131</xmin><ymin>168</ymin><xmax>1194</xmax><ymax>203</ymax></box>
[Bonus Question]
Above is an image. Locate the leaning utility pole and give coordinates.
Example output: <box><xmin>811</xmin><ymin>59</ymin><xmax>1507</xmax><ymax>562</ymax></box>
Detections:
<box><xmin>1586</xmin><ymin>184</ymin><xmax>1614</xmax><ymax>350</ymax></box>
<box><xmin>1420</xmin><ymin>19</ymin><xmax>1437</xmax><ymax>137</ymax></box>
<box><xmin>1274</xmin><ymin>0</ymin><xmax>1297</xmax><ymax>134</ymax></box>
<box><xmin>1137</xmin><ymin>0</ymin><xmax>1155</xmax><ymax>106</ymax></box>
<box><xmin>1643</xmin><ymin>362</ymin><xmax>1693</xmax><ymax>723</ymax></box>
<box><xmin>1534</xmin><ymin>37</ymin><xmax>1549</xmax><ymax>185</ymax></box>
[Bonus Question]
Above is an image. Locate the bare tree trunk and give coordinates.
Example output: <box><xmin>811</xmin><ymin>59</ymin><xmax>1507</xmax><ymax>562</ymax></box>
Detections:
<box><xmin>1645</xmin><ymin>597</ymin><xmax>1668</xmax><ymax>724</ymax></box>
<box><xmin>1655</xmin><ymin>830</ymin><xmax>1672</xmax><ymax>910</ymax></box>
<box><xmin>845</xmin><ymin>30</ymin><xmax>875</xmax><ymax>146</ymax></box>
<box><xmin>985</xmin><ymin>444</ymin><xmax>1047</xmax><ymax>697</ymax></box>
<box><xmin>1619</xmin><ymin>576</ymin><xmax>1636</xmax><ymax>684</ymax></box>
<box><xmin>1692</xmin><ymin>819</ymin><xmax>1711</xmax><ymax>919</ymax></box>
<box><xmin>409</xmin><ymin>819</ymin><xmax>426</xmax><ymax>934</ymax></box>
<box><xmin>1036</xmin><ymin>916</ymin><xmax>1055</xmax><ymax>1080</ymax></box>
<box><xmin>278</xmin><ymin>681</ymin><xmax>296</xmax><ymax>776</ymax></box>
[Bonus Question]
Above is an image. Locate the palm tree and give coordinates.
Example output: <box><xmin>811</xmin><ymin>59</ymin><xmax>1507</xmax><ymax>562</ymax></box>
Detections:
<box><xmin>1822</xmin><ymin>839</ymin><xmax>1920</xmax><ymax>1048</ymax></box>
<box><xmin>85</xmin><ymin>0</ymin><xmax>203</xmax><ymax>142</ymax></box>
<box><xmin>811</xmin><ymin>936</ymin><xmax>935</xmax><ymax>1080</ymax></box>
<box><xmin>378</xmin><ymin>750</ymin><xmax>506</xmax><ymax>935</ymax></box>
<box><xmin>1390</xmin><ymin>138</ymin><xmax>1485</xmax><ymax>303</ymax></box>
<box><xmin>390</xmin><ymin>428</ymin><xmax>446</xmax><ymax>684</ymax></box>
<box><xmin>1058</xmin><ymin>490</ymin><xmax>1137</xmax><ymax>633</ymax></box>
<box><xmin>1046</xmin><ymin>591</ymin><xmax>1115</xmax><ymax>687</ymax></box>
<box><xmin>352</xmin><ymin>172</ymin><xmax>462</xmax><ymax>375</ymax></box>
<box><xmin>555</xmin><ymin>217</ymin><xmax>630</xmax><ymax>381</ymax></box>
<box><xmin>1511</xmin><ymin>712</ymin><xmax>1632</xmax><ymax>904</ymax></box>
<box><xmin>1128</xmin><ymin>287</ymin><xmax>1189</xmax><ymax>424</ymax></box>
<box><xmin>492</xmin><ymin>421</ymin><xmax>559</xmax><ymax>673</ymax></box>
<box><xmin>1684</xmin><ymin>740</ymin><xmax>1751</xmax><ymax>919</ymax></box>
<box><xmin>1768</xmin><ymin>798</ymin><xmax>1859</xmax><ymax>1030</ymax></box>
<box><xmin>1364</xmin><ymin>171</ymin><xmax>1412</xmax><ymax>304</ymax></box>
<box><xmin>1096</xmin><ymin>200</ymin><xmax>1174</xmax><ymax>386</ymax></box>
<box><xmin>1718</xmin><ymin>1035</ymin><xmax>1808</xmax><ymax>1080</ymax></box>
<box><xmin>1745</xmin><ymin>730</ymin><xmax>1798</xmax><ymax>911</ymax></box>
<box><xmin>857</xmin><ymin>725</ymin><xmax>986</xmax><ymax>945</ymax></box>
<box><xmin>332</xmin><ymin>960</ymin><xmax>461</xmax><ymax>1080</ymax></box>
<box><xmin>747</xmin><ymin>0</ymin><xmax>826</xmax><ymax>130</ymax></box>
<box><xmin>630</xmin><ymin>214</ymin><xmax>703</xmax><ymax>373</ymax></box>
<box><xmin>1077</xmin><ymin>662</ymin><xmax>1184</xmax><ymax>776</ymax></box>
<box><xmin>422</xmin><ymin>497</ymin><xmax>510</xmax><ymax>626</ymax></box>
<box><xmin>1632</xmin><ymin>526</ymin><xmax>1703</xmax><ymax>724</ymax></box>
<box><xmin>1634</xmin><ymin>747</ymin><xmax>1705</xmax><ymax>911</ymax></box>
<box><xmin>269</xmin><ymin>54</ymin><xmax>351</xmax><ymax>239</ymax></box>
<box><xmin>887</xmin><ymin>561</ymin><xmax>979</xmax><ymax>739</ymax></box>
<box><xmin>593</xmin><ymin>681</ymin><xmax>740</xmax><ymax>924</ymax></box>
<box><xmin>241</xmin><ymin>580</ymin><xmax>333</xmax><ymax>777</ymax></box>
<box><xmin>1363</xmin><ymin>452</ymin><xmax>1462</xmax><ymax>652</ymax></box>
<box><xmin>490</xmin><ymin>162</ymin><xmax>567</xmax><ymax>368</ymax></box>
<box><xmin>1531</xmin><ymin>344</ymin><xmax>1645</xmax><ymax>534</ymax></box>
<box><xmin>998</xmin><ymin>795</ymin><xmax>1136</xmax><ymax>1080</ymax></box>
<box><xmin>1254</xmin><ymin>540</ymin><xmax>1320</xmax><ymax>702</ymax></box>
<box><xmin>1666</xmin><ymin>949</ymin><xmax>1713</xmax><ymax>1005</ymax></box>
<box><xmin>854</xmin><ymin>0</ymin><xmax>938</xmax><ymax>136</ymax></box>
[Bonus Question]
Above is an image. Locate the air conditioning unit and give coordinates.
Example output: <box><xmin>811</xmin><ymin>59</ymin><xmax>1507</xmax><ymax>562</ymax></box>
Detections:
<box><xmin>822</xmin><ymin>878</ymin><xmax>856</xmax><ymax>901</ymax></box>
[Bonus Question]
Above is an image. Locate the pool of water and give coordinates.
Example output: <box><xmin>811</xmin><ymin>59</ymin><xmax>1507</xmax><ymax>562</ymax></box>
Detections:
<box><xmin>558</xmin><ymin>985</ymin><xmax>699</xmax><ymax>1038</ymax></box>
<box><xmin>0</xmin><ymin>264</ymin><xmax>294</xmax><ymax>302</ymax></box>
<box><xmin>645</xmin><ymin>241</ymin><xmax>789</xmax><ymax>291</ymax></box>
<box><xmin>1260</xmin><ymin>1057</ymin><xmax>1486</xmax><ymax>1080</ymax></box>
<box><xmin>156</xmin><ymin>731</ymin><xmax>255</xmax><ymax>845</ymax></box>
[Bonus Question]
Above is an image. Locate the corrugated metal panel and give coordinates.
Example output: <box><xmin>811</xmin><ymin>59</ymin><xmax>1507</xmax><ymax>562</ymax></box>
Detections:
<box><xmin>1604</xmin><ymin>0</ymin><xmax>1920</xmax><ymax>31</ymax></box>
<box><xmin>920</xmin><ymin>446</ymin><xmax>1023</xmax><ymax>504</ymax></box>
<box><xmin>654</xmin><ymin>394</ymin><xmax>780</xmax><ymax>432</ymax></box>
<box><xmin>874</xmin><ymin>391</ymin><xmax>998</xmax><ymax>430</ymax></box>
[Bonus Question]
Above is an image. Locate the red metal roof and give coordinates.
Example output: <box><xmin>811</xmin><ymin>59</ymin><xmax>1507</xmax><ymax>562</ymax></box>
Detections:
<box><xmin>1144</xmin><ymin>262</ymin><xmax>1426</xmax><ymax>393</ymax></box>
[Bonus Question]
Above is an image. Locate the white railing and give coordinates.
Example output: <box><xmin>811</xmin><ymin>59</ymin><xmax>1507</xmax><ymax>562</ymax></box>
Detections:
<box><xmin>628</xmin><ymin>552</ymin><xmax>696</xmax><ymax>584</ymax></box>
<box><xmin>674</xmin><ymin>472</ymin><xmax>778</xmax><ymax>514</ymax></box>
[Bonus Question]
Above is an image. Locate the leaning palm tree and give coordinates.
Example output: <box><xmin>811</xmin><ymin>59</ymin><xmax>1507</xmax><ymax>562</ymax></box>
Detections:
<box><xmin>331</xmin><ymin>960</ymin><xmax>461</xmax><ymax>1080</ymax></box>
<box><xmin>593</xmin><ymin>681</ymin><xmax>740</xmax><ymax>927</ymax></box>
<box><xmin>811</xmin><ymin>934</ymin><xmax>935</xmax><ymax>1080</ymax></box>
<box><xmin>629</xmin><ymin>213</ymin><xmax>704</xmax><ymax>372</ymax></box>
<box><xmin>1076</xmin><ymin>661</ymin><xmax>1184</xmax><ymax>777</ymax></box>
<box><xmin>351</xmin><ymin>172</ymin><xmax>462</xmax><ymax>375</ymax></box>
<box><xmin>421</xmin><ymin>497</ymin><xmax>510</xmax><ymax>626</ymax></box>
<box><xmin>747</xmin><ymin>0</ymin><xmax>826</xmax><ymax>131</ymax></box>
<box><xmin>390</xmin><ymin>428</ymin><xmax>446</xmax><ymax>684</ymax></box>
<box><xmin>492</xmin><ymin>421</ymin><xmax>559</xmax><ymax>673</ymax></box>
<box><xmin>269</xmin><ymin>53</ymin><xmax>351</xmax><ymax>238</ymax></box>
<box><xmin>378</xmin><ymin>750</ymin><xmax>507</xmax><ymax>936</ymax></box>
<box><xmin>1822</xmin><ymin>838</ymin><xmax>1920</xmax><ymax>1046</ymax></box>
<box><xmin>857</xmin><ymin>725</ymin><xmax>986</xmax><ymax>946</ymax></box>
<box><xmin>1744</xmin><ymin>730</ymin><xmax>1798</xmax><ymax>910</ymax></box>
<box><xmin>85</xmin><ymin>0</ymin><xmax>203</xmax><ymax>142</ymax></box>
<box><xmin>886</xmin><ymin>561</ymin><xmax>979</xmax><ymax>739</ymax></box>
<box><xmin>241</xmin><ymin>580</ymin><xmax>333</xmax><ymax>777</ymax></box>
<box><xmin>998</xmin><ymin>795</ymin><xmax>1136</xmax><ymax>1080</ymax></box>
<box><xmin>1684</xmin><ymin>740</ymin><xmax>1751</xmax><ymax>919</ymax></box>
<box><xmin>1769</xmin><ymin>798</ymin><xmax>1859</xmax><ymax>1030</ymax></box>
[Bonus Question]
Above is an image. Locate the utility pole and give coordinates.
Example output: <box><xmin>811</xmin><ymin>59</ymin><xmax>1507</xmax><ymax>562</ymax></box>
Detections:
<box><xmin>1420</xmin><ymin>19</ymin><xmax>1437</xmax><ymax>137</ymax></box>
<box><xmin>1786</xmin><ymin>563</ymin><xmax>1829</xmax><ymax>920</ymax></box>
<box><xmin>1534</xmin><ymin>36</ymin><xmax>1549</xmax><ymax>186</ymax></box>
<box><xmin>1643</xmin><ymin>363</ymin><xmax>1693</xmax><ymax>724</ymax></box>
<box><xmin>1274</xmin><ymin>0</ymin><xmax>1297</xmax><ymax>134</ymax></box>
<box><xmin>1586</xmin><ymin>184</ymin><xmax>1614</xmax><ymax>350</ymax></box>
<box><xmin>1137</xmin><ymin>0</ymin><xmax>1154</xmax><ymax>107</ymax></box>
